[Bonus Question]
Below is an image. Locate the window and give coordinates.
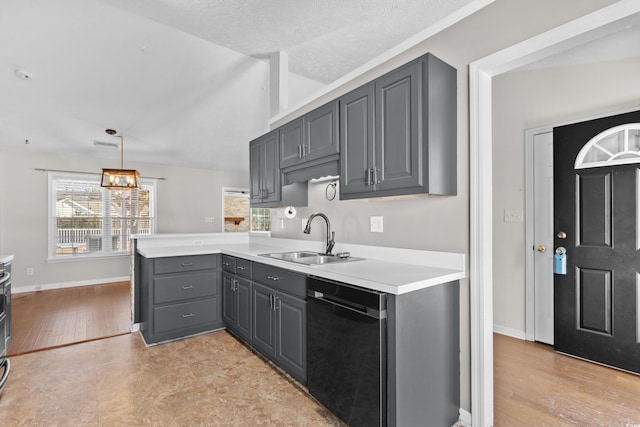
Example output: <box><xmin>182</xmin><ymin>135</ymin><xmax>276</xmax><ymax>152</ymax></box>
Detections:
<box><xmin>48</xmin><ymin>172</ymin><xmax>156</xmax><ymax>259</ymax></box>
<box><xmin>575</xmin><ymin>123</ymin><xmax>640</xmax><ymax>169</ymax></box>
<box><xmin>251</xmin><ymin>208</ymin><xmax>271</xmax><ymax>233</ymax></box>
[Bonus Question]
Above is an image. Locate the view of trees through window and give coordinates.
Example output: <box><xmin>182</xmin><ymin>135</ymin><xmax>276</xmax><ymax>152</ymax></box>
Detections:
<box><xmin>51</xmin><ymin>174</ymin><xmax>155</xmax><ymax>257</ymax></box>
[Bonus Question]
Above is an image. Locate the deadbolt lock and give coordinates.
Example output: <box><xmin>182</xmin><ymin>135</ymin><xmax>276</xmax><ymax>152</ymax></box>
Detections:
<box><xmin>557</xmin><ymin>231</ymin><xmax>567</xmax><ymax>239</ymax></box>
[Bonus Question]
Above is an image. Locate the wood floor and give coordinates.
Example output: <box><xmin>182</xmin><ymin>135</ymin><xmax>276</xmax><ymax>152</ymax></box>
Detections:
<box><xmin>8</xmin><ymin>281</ymin><xmax>131</xmax><ymax>356</ymax></box>
<box><xmin>494</xmin><ymin>333</ymin><xmax>640</xmax><ymax>426</ymax></box>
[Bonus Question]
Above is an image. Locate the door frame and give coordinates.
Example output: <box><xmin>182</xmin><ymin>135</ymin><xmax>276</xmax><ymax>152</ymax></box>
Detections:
<box><xmin>469</xmin><ymin>2</ymin><xmax>640</xmax><ymax>426</ymax></box>
<box><xmin>524</xmin><ymin>126</ymin><xmax>552</xmax><ymax>342</ymax></box>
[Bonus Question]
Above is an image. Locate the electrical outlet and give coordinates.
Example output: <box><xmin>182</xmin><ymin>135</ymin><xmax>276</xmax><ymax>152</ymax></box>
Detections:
<box><xmin>370</xmin><ymin>216</ymin><xmax>384</xmax><ymax>233</ymax></box>
<box><xmin>193</xmin><ymin>240</ymin><xmax>203</xmax><ymax>246</ymax></box>
<box><xmin>204</xmin><ymin>217</ymin><xmax>215</xmax><ymax>223</ymax></box>
<box><xmin>504</xmin><ymin>210</ymin><xmax>523</xmax><ymax>222</ymax></box>
<box><xmin>27</xmin><ymin>267</ymin><xmax>34</xmax><ymax>276</ymax></box>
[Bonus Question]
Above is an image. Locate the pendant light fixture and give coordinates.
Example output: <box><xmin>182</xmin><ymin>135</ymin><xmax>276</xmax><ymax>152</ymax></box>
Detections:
<box><xmin>100</xmin><ymin>129</ymin><xmax>141</xmax><ymax>190</ymax></box>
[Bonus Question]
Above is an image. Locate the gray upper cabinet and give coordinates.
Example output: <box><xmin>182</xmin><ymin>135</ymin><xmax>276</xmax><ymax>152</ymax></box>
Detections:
<box><xmin>340</xmin><ymin>83</ymin><xmax>375</xmax><ymax>195</ymax></box>
<box><xmin>279</xmin><ymin>117</ymin><xmax>304</xmax><ymax>169</ymax></box>
<box><xmin>280</xmin><ymin>102</ymin><xmax>339</xmax><ymax>170</ymax></box>
<box><xmin>340</xmin><ymin>53</ymin><xmax>457</xmax><ymax>199</ymax></box>
<box><xmin>250</xmin><ymin>129</ymin><xmax>280</xmax><ymax>206</ymax></box>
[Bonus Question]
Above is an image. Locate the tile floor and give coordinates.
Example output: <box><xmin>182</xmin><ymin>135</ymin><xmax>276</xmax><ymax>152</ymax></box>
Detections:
<box><xmin>0</xmin><ymin>331</ymin><xmax>344</xmax><ymax>426</ymax></box>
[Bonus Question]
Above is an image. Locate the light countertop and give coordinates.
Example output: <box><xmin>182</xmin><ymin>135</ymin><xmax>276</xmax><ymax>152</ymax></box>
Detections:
<box><xmin>135</xmin><ymin>235</ymin><xmax>465</xmax><ymax>295</ymax></box>
<box><xmin>0</xmin><ymin>254</ymin><xmax>14</xmax><ymax>264</ymax></box>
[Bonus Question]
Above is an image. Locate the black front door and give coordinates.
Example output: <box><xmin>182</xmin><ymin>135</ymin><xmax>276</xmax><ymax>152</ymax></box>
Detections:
<box><xmin>553</xmin><ymin>110</ymin><xmax>640</xmax><ymax>374</ymax></box>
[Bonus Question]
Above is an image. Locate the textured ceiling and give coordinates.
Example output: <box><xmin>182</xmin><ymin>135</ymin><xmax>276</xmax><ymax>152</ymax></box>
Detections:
<box><xmin>99</xmin><ymin>0</ymin><xmax>477</xmax><ymax>84</ymax></box>
<box><xmin>0</xmin><ymin>0</ymin><xmax>480</xmax><ymax>172</ymax></box>
<box><xmin>1</xmin><ymin>0</ymin><xmax>637</xmax><ymax>173</ymax></box>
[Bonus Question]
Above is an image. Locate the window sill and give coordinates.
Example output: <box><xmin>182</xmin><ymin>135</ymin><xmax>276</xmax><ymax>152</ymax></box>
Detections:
<box><xmin>48</xmin><ymin>251</ymin><xmax>131</xmax><ymax>263</ymax></box>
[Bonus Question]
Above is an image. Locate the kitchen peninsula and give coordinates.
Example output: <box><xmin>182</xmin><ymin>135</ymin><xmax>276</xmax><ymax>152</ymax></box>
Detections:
<box><xmin>133</xmin><ymin>232</ymin><xmax>464</xmax><ymax>426</ymax></box>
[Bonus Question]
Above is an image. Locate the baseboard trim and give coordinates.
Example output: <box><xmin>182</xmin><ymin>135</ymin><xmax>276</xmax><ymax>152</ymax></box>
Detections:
<box><xmin>13</xmin><ymin>276</ymin><xmax>130</xmax><ymax>294</ymax></box>
<box><xmin>455</xmin><ymin>408</ymin><xmax>472</xmax><ymax>427</ymax></box>
<box><xmin>493</xmin><ymin>324</ymin><xmax>526</xmax><ymax>340</ymax></box>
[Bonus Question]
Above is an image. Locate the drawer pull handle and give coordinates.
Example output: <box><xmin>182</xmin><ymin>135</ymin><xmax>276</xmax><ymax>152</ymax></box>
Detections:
<box><xmin>236</xmin><ymin>266</ymin><xmax>246</xmax><ymax>270</ymax></box>
<box><xmin>181</xmin><ymin>262</ymin><xmax>194</xmax><ymax>267</ymax></box>
<box><xmin>181</xmin><ymin>285</ymin><xmax>194</xmax><ymax>290</ymax></box>
<box><xmin>267</xmin><ymin>275</ymin><xmax>280</xmax><ymax>281</ymax></box>
<box><xmin>182</xmin><ymin>313</ymin><xmax>194</xmax><ymax>318</ymax></box>
<box><xmin>223</xmin><ymin>262</ymin><xmax>231</xmax><ymax>266</ymax></box>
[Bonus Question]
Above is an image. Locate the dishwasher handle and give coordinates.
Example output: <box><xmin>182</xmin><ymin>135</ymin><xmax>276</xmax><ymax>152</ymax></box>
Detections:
<box><xmin>308</xmin><ymin>290</ymin><xmax>386</xmax><ymax>320</ymax></box>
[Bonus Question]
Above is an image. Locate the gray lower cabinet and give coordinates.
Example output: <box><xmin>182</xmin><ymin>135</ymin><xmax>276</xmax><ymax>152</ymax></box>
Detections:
<box><xmin>222</xmin><ymin>272</ymin><xmax>252</xmax><ymax>342</ymax></box>
<box><xmin>340</xmin><ymin>52</ymin><xmax>457</xmax><ymax>199</ymax></box>
<box><xmin>221</xmin><ymin>255</ymin><xmax>252</xmax><ymax>342</ymax></box>
<box><xmin>251</xmin><ymin>264</ymin><xmax>307</xmax><ymax>384</ymax></box>
<box><xmin>139</xmin><ymin>254</ymin><xmax>222</xmax><ymax>344</ymax></box>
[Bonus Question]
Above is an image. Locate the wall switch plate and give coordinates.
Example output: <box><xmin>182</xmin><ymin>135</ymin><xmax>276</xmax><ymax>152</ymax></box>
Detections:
<box><xmin>370</xmin><ymin>216</ymin><xmax>384</xmax><ymax>233</ymax></box>
<box><xmin>26</xmin><ymin>267</ymin><xmax>34</xmax><ymax>276</ymax></box>
<box><xmin>204</xmin><ymin>217</ymin><xmax>215</xmax><ymax>223</ymax></box>
<box><xmin>504</xmin><ymin>210</ymin><xmax>523</xmax><ymax>222</ymax></box>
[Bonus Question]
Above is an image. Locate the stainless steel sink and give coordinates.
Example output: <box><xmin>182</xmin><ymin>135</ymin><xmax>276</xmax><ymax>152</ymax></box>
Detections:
<box><xmin>260</xmin><ymin>251</ymin><xmax>363</xmax><ymax>265</ymax></box>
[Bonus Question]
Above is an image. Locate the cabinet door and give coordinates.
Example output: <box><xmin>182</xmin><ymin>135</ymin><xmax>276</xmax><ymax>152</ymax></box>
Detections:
<box><xmin>375</xmin><ymin>61</ymin><xmax>421</xmax><ymax>192</ymax></box>
<box><xmin>252</xmin><ymin>282</ymin><xmax>276</xmax><ymax>358</ymax></box>
<box><xmin>276</xmin><ymin>292</ymin><xmax>306</xmax><ymax>382</ymax></box>
<box><xmin>250</xmin><ymin>129</ymin><xmax>280</xmax><ymax>205</ymax></box>
<box><xmin>235</xmin><ymin>277</ymin><xmax>252</xmax><ymax>341</ymax></box>
<box><xmin>340</xmin><ymin>83</ymin><xmax>375</xmax><ymax>196</ymax></box>
<box><xmin>305</xmin><ymin>101</ymin><xmax>339</xmax><ymax>162</ymax></box>
<box><xmin>279</xmin><ymin>117</ymin><xmax>304</xmax><ymax>168</ymax></box>
<box><xmin>261</xmin><ymin>130</ymin><xmax>280</xmax><ymax>203</ymax></box>
<box><xmin>222</xmin><ymin>273</ymin><xmax>236</xmax><ymax>328</ymax></box>
<box><xmin>249</xmin><ymin>140</ymin><xmax>263</xmax><ymax>204</ymax></box>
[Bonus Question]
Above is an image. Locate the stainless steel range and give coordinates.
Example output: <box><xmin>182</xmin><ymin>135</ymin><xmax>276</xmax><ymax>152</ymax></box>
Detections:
<box><xmin>0</xmin><ymin>260</ymin><xmax>12</xmax><ymax>393</ymax></box>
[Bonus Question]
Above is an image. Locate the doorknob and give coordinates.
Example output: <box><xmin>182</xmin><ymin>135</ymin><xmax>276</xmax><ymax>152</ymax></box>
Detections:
<box><xmin>537</xmin><ymin>245</ymin><xmax>546</xmax><ymax>253</ymax></box>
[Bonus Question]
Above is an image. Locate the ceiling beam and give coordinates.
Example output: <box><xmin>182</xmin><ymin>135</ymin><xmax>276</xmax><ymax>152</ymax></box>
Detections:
<box><xmin>270</xmin><ymin>51</ymin><xmax>289</xmax><ymax>117</ymax></box>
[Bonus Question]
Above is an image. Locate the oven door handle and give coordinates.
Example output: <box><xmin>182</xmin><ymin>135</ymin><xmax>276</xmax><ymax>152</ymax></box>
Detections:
<box><xmin>0</xmin><ymin>272</ymin><xmax>9</xmax><ymax>286</ymax></box>
<box><xmin>0</xmin><ymin>358</ymin><xmax>10</xmax><ymax>392</ymax></box>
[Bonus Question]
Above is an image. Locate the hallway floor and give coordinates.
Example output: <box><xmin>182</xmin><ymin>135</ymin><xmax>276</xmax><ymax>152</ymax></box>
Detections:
<box><xmin>0</xmin><ymin>331</ymin><xmax>343</xmax><ymax>426</ymax></box>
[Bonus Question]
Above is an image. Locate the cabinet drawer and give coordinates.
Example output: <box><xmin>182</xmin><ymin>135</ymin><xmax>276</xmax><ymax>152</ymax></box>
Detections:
<box><xmin>252</xmin><ymin>263</ymin><xmax>306</xmax><ymax>299</ymax></box>
<box><xmin>153</xmin><ymin>298</ymin><xmax>218</xmax><ymax>334</ymax></box>
<box><xmin>154</xmin><ymin>254</ymin><xmax>218</xmax><ymax>275</ymax></box>
<box><xmin>153</xmin><ymin>271</ymin><xmax>218</xmax><ymax>304</ymax></box>
<box><xmin>234</xmin><ymin>258</ymin><xmax>252</xmax><ymax>279</ymax></box>
<box><xmin>221</xmin><ymin>255</ymin><xmax>236</xmax><ymax>273</ymax></box>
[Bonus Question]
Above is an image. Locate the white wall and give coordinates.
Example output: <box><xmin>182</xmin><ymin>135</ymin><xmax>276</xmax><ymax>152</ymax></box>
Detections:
<box><xmin>492</xmin><ymin>56</ymin><xmax>640</xmax><ymax>335</ymax></box>
<box><xmin>0</xmin><ymin>149</ymin><xmax>247</xmax><ymax>291</ymax></box>
<box><xmin>269</xmin><ymin>0</ymin><xmax>619</xmax><ymax>412</ymax></box>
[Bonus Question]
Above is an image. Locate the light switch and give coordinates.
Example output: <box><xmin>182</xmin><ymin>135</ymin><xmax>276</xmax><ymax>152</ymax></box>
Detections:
<box><xmin>370</xmin><ymin>216</ymin><xmax>383</xmax><ymax>233</ymax></box>
<box><xmin>504</xmin><ymin>210</ymin><xmax>523</xmax><ymax>222</ymax></box>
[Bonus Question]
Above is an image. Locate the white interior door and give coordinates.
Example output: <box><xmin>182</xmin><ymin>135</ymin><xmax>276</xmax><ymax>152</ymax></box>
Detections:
<box><xmin>532</xmin><ymin>131</ymin><xmax>554</xmax><ymax>344</ymax></box>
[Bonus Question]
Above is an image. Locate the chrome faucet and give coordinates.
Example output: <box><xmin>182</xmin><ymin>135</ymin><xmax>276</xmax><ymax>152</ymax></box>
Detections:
<box><xmin>304</xmin><ymin>213</ymin><xmax>335</xmax><ymax>255</ymax></box>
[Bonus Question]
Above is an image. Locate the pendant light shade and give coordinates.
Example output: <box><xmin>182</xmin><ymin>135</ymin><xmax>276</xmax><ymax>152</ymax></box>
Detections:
<box><xmin>100</xmin><ymin>129</ymin><xmax>141</xmax><ymax>190</ymax></box>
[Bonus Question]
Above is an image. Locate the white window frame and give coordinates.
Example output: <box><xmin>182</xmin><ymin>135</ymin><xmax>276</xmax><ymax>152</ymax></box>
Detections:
<box><xmin>575</xmin><ymin>123</ymin><xmax>640</xmax><ymax>169</ymax></box>
<box><xmin>250</xmin><ymin>207</ymin><xmax>271</xmax><ymax>234</ymax></box>
<box><xmin>47</xmin><ymin>171</ymin><xmax>157</xmax><ymax>261</ymax></box>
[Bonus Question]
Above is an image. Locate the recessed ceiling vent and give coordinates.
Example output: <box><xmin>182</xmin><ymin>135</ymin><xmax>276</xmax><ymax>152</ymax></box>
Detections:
<box><xmin>93</xmin><ymin>140</ymin><xmax>119</xmax><ymax>150</ymax></box>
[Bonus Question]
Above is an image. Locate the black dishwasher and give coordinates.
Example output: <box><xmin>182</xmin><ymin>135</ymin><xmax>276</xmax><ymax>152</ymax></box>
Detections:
<box><xmin>307</xmin><ymin>276</ymin><xmax>387</xmax><ymax>427</ymax></box>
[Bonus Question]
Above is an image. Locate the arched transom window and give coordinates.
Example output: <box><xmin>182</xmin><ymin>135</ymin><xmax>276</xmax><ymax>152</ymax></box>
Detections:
<box><xmin>575</xmin><ymin>123</ymin><xmax>640</xmax><ymax>169</ymax></box>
